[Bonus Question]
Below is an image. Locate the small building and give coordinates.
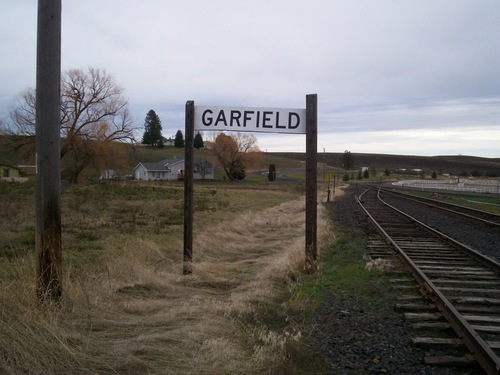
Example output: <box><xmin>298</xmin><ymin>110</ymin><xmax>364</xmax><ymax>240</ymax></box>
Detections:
<box><xmin>161</xmin><ymin>137</ymin><xmax>175</xmax><ymax>147</ymax></box>
<box><xmin>134</xmin><ymin>158</ymin><xmax>214</xmax><ymax>181</ymax></box>
<box><xmin>0</xmin><ymin>162</ymin><xmax>28</xmax><ymax>183</ymax></box>
<box><xmin>100</xmin><ymin>169</ymin><xmax>117</xmax><ymax>180</ymax></box>
<box><xmin>1</xmin><ymin>163</ymin><xmax>20</xmax><ymax>178</ymax></box>
<box><xmin>17</xmin><ymin>165</ymin><xmax>36</xmax><ymax>177</ymax></box>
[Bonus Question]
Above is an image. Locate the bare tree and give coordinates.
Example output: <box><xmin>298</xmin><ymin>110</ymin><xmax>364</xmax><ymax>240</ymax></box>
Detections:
<box><xmin>7</xmin><ymin>67</ymin><xmax>138</xmax><ymax>182</ymax></box>
<box><xmin>0</xmin><ymin>118</ymin><xmax>9</xmax><ymax>136</ymax></box>
<box><xmin>194</xmin><ymin>159</ymin><xmax>211</xmax><ymax>180</ymax></box>
<box><xmin>210</xmin><ymin>132</ymin><xmax>260</xmax><ymax>181</ymax></box>
<box><xmin>1</xmin><ymin>89</ymin><xmax>38</xmax><ymax>158</ymax></box>
<box><xmin>10</xmin><ymin>88</ymin><xmax>37</xmax><ymax>135</ymax></box>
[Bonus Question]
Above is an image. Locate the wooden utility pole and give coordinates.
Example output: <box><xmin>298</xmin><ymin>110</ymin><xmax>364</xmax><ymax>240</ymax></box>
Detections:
<box><xmin>183</xmin><ymin>101</ymin><xmax>194</xmax><ymax>274</ymax></box>
<box><xmin>305</xmin><ymin>94</ymin><xmax>318</xmax><ymax>272</ymax></box>
<box><xmin>35</xmin><ymin>0</ymin><xmax>62</xmax><ymax>302</ymax></box>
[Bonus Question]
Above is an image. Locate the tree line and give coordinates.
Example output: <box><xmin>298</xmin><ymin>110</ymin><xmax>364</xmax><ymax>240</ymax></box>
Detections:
<box><xmin>141</xmin><ymin>109</ymin><xmax>204</xmax><ymax>150</ymax></box>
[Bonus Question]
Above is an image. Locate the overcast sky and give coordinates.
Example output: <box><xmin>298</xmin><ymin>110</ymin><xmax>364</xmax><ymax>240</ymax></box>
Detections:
<box><xmin>1</xmin><ymin>1</ymin><xmax>499</xmax><ymax>157</ymax></box>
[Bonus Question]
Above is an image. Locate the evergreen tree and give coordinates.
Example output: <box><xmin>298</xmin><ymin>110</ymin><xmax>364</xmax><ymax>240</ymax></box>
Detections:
<box><xmin>341</xmin><ymin>150</ymin><xmax>355</xmax><ymax>170</ymax></box>
<box><xmin>142</xmin><ymin>127</ymin><xmax>152</xmax><ymax>146</ymax></box>
<box><xmin>174</xmin><ymin>130</ymin><xmax>184</xmax><ymax>148</ymax></box>
<box><xmin>268</xmin><ymin>163</ymin><xmax>276</xmax><ymax>181</ymax></box>
<box><xmin>231</xmin><ymin>158</ymin><xmax>246</xmax><ymax>180</ymax></box>
<box><xmin>142</xmin><ymin>110</ymin><xmax>162</xmax><ymax>147</ymax></box>
<box><xmin>194</xmin><ymin>132</ymin><xmax>204</xmax><ymax>149</ymax></box>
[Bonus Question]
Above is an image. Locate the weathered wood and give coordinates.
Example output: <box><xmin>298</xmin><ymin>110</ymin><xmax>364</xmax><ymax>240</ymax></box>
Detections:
<box><xmin>486</xmin><ymin>341</ymin><xmax>500</xmax><ymax>349</ymax></box>
<box><xmin>413</xmin><ymin>259</ymin><xmax>471</xmax><ymax>264</ymax></box>
<box><xmin>395</xmin><ymin>303</ymin><xmax>436</xmax><ymax>311</ymax></box>
<box><xmin>439</xmin><ymin>287</ymin><xmax>500</xmax><ymax>294</ymax></box>
<box><xmin>412</xmin><ymin>337</ymin><xmax>464</xmax><ymax>347</ymax></box>
<box><xmin>183</xmin><ymin>101</ymin><xmax>194</xmax><ymax>275</ymax></box>
<box><xmin>423</xmin><ymin>269</ymin><xmax>496</xmax><ymax>277</ymax></box>
<box><xmin>462</xmin><ymin>315</ymin><xmax>500</xmax><ymax>323</ymax></box>
<box><xmin>35</xmin><ymin>0</ymin><xmax>62</xmax><ymax>302</ymax></box>
<box><xmin>391</xmin><ymin>285</ymin><xmax>418</xmax><ymax>290</ymax></box>
<box><xmin>418</xmin><ymin>266</ymin><xmax>486</xmax><ymax>272</ymax></box>
<box><xmin>412</xmin><ymin>322</ymin><xmax>451</xmax><ymax>330</ymax></box>
<box><xmin>424</xmin><ymin>354</ymin><xmax>476</xmax><ymax>366</ymax></box>
<box><xmin>451</xmin><ymin>297</ymin><xmax>500</xmax><ymax>305</ymax></box>
<box><xmin>432</xmin><ymin>279</ymin><xmax>500</xmax><ymax>286</ymax></box>
<box><xmin>396</xmin><ymin>294</ymin><xmax>424</xmax><ymax>301</ymax></box>
<box><xmin>456</xmin><ymin>305</ymin><xmax>500</xmax><ymax>314</ymax></box>
<box><xmin>405</xmin><ymin>312</ymin><xmax>443</xmax><ymax>321</ymax></box>
<box><xmin>389</xmin><ymin>278</ymin><xmax>413</xmax><ymax>283</ymax></box>
<box><xmin>471</xmin><ymin>325</ymin><xmax>500</xmax><ymax>334</ymax></box>
<box><xmin>304</xmin><ymin>94</ymin><xmax>317</xmax><ymax>272</ymax></box>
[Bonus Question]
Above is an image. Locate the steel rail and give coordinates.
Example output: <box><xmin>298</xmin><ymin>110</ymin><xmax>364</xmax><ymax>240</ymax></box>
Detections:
<box><xmin>375</xmin><ymin>186</ymin><xmax>500</xmax><ymax>228</ymax></box>
<box><xmin>356</xmin><ymin>187</ymin><xmax>500</xmax><ymax>374</ymax></box>
<box><xmin>376</xmin><ymin>191</ymin><xmax>500</xmax><ymax>274</ymax></box>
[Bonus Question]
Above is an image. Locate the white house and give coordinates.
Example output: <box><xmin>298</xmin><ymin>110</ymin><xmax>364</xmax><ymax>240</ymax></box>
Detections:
<box><xmin>134</xmin><ymin>158</ymin><xmax>214</xmax><ymax>181</ymax></box>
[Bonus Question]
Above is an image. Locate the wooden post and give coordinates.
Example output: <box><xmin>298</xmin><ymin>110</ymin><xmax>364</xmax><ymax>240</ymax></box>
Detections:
<box><xmin>35</xmin><ymin>0</ymin><xmax>62</xmax><ymax>302</ymax></box>
<box><xmin>183</xmin><ymin>101</ymin><xmax>194</xmax><ymax>274</ymax></box>
<box><xmin>305</xmin><ymin>94</ymin><xmax>318</xmax><ymax>272</ymax></box>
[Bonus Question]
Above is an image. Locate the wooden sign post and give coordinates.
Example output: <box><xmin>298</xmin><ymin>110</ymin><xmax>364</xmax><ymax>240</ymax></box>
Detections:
<box><xmin>305</xmin><ymin>94</ymin><xmax>318</xmax><ymax>272</ymax></box>
<box><xmin>183</xmin><ymin>101</ymin><xmax>194</xmax><ymax>275</ymax></box>
<box><xmin>183</xmin><ymin>94</ymin><xmax>318</xmax><ymax>274</ymax></box>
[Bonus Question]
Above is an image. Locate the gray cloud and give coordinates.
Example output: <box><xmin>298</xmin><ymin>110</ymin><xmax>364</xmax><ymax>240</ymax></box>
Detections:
<box><xmin>1</xmin><ymin>1</ymin><xmax>499</xmax><ymax>156</ymax></box>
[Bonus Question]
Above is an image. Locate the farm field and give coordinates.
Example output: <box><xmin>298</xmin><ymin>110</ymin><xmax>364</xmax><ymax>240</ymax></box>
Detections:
<box><xmin>0</xmin><ymin>180</ymin><xmax>332</xmax><ymax>374</ymax></box>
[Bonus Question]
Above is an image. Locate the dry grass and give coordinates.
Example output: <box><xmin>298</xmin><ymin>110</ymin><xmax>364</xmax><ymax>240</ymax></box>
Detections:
<box><xmin>365</xmin><ymin>258</ymin><xmax>396</xmax><ymax>273</ymax></box>
<box><xmin>0</xmin><ymin>181</ymin><xmax>331</xmax><ymax>374</ymax></box>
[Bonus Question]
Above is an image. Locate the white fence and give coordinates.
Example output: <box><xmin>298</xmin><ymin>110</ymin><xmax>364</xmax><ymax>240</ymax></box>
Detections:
<box><xmin>0</xmin><ymin>177</ymin><xmax>28</xmax><ymax>183</ymax></box>
<box><xmin>392</xmin><ymin>179</ymin><xmax>500</xmax><ymax>194</ymax></box>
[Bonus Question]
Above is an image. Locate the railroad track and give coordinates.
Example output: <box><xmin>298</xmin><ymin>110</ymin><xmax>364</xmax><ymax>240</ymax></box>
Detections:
<box><xmin>356</xmin><ymin>187</ymin><xmax>500</xmax><ymax>374</ymax></box>
<box><xmin>375</xmin><ymin>186</ymin><xmax>500</xmax><ymax>228</ymax></box>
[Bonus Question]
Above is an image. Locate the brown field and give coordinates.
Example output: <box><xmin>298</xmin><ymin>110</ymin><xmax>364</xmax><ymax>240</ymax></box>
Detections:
<box><xmin>0</xmin><ymin>180</ymin><xmax>333</xmax><ymax>374</ymax></box>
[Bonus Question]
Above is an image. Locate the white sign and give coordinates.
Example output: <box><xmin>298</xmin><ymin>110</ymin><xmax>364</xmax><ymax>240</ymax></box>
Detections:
<box><xmin>194</xmin><ymin>106</ymin><xmax>306</xmax><ymax>134</ymax></box>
